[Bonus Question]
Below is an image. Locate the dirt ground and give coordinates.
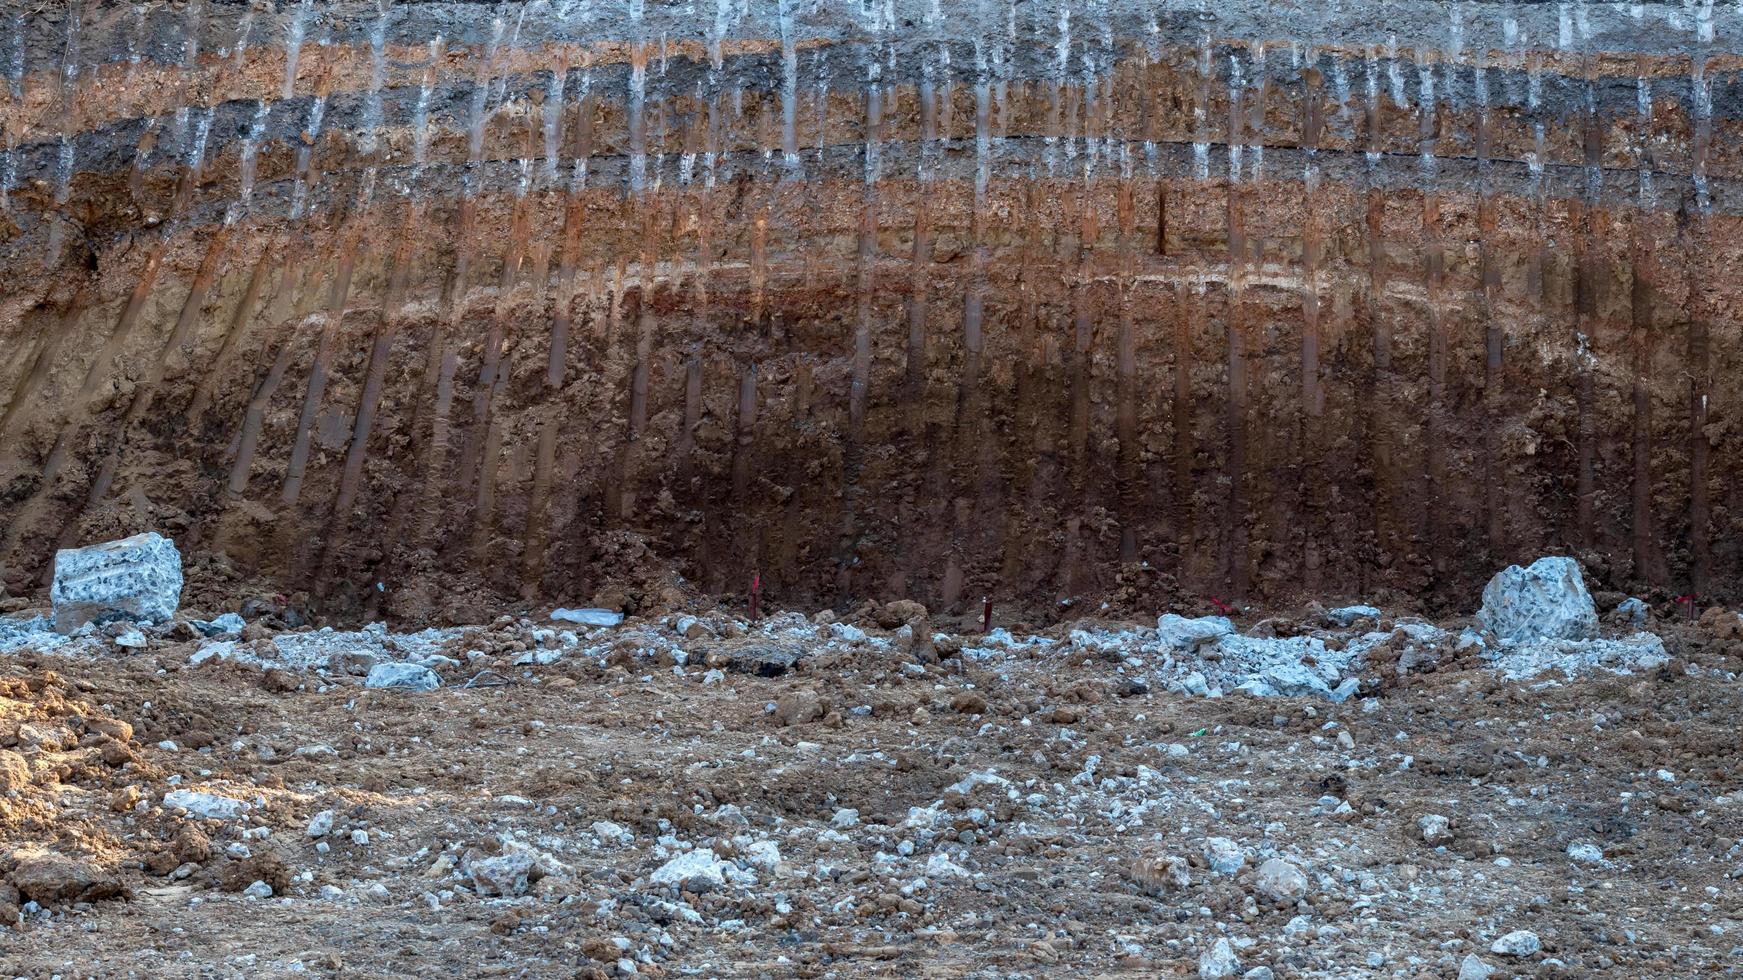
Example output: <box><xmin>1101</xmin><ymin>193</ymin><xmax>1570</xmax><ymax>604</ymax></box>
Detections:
<box><xmin>2</xmin><ymin>594</ymin><xmax>1741</xmax><ymax>979</ymax></box>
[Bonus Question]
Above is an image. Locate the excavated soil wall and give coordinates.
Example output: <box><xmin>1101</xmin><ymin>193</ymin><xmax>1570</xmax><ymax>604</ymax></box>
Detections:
<box><xmin>2</xmin><ymin>2</ymin><xmax>1742</xmax><ymax>621</ymax></box>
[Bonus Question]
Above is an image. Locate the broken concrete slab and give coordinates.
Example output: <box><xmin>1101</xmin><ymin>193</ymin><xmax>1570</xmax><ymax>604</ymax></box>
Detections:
<box><xmin>50</xmin><ymin>532</ymin><xmax>184</xmax><ymax>634</ymax></box>
<box><xmin>1476</xmin><ymin>556</ymin><xmax>1598</xmax><ymax>644</ymax></box>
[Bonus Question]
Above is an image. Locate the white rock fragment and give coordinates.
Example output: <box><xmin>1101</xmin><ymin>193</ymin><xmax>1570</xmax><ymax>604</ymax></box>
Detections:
<box><xmin>1458</xmin><ymin>953</ymin><xmax>1495</xmax><ymax>980</ymax></box>
<box><xmin>591</xmin><ymin>821</ymin><xmax>634</xmax><ymax>847</ymax></box>
<box><xmin>1477</xmin><ymin>556</ymin><xmax>1597</xmax><ymax>643</ymax></box>
<box><xmin>1198</xmin><ymin>937</ymin><xmax>1240</xmax><ymax>978</ymax></box>
<box><xmin>1418</xmin><ymin>814</ymin><xmax>1453</xmax><ymax>845</ymax></box>
<box><xmin>1254</xmin><ymin>858</ymin><xmax>1309</xmax><ymax>902</ymax></box>
<box><xmin>468</xmin><ymin>852</ymin><xmax>538</xmax><ymax>897</ymax></box>
<box><xmin>1203</xmin><ymin>837</ymin><xmax>1246</xmax><ymax>876</ymax></box>
<box><xmin>163</xmin><ymin>789</ymin><xmax>249</xmax><ymax>820</ymax></box>
<box><xmin>241</xmin><ymin>880</ymin><xmax>273</xmax><ymax>899</ymax></box>
<box><xmin>551</xmin><ymin>608</ymin><xmax>623</xmax><ymax>627</ymax></box>
<box><xmin>306</xmin><ymin>810</ymin><xmax>336</xmax><ymax>839</ymax></box>
<box><xmin>743</xmin><ymin>841</ymin><xmax>781</xmax><ymax>873</ymax></box>
<box><xmin>51</xmin><ymin>532</ymin><xmax>184</xmax><ymax>634</ymax></box>
<box><xmin>1567</xmin><ymin>842</ymin><xmax>1607</xmax><ymax>865</ymax></box>
<box><xmin>925</xmin><ymin>852</ymin><xmax>971</xmax><ymax>879</ymax></box>
<box><xmin>1157</xmin><ymin>614</ymin><xmax>1235</xmax><ymax>651</ymax></box>
<box><xmin>1490</xmin><ymin>930</ymin><xmax>1542</xmax><ymax>957</ymax></box>
<box><xmin>651</xmin><ymin>849</ymin><xmax>731</xmax><ymax>892</ymax></box>
<box><xmin>1325</xmin><ymin>605</ymin><xmax>1381</xmax><ymax>626</ymax></box>
<box><xmin>364</xmin><ymin>662</ymin><xmax>441</xmax><ymax>692</ymax></box>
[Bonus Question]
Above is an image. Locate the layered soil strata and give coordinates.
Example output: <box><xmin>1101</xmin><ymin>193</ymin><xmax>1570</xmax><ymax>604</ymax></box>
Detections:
<box><xmin>2</xmin><ymin>3</ymin><xmax>1741</xmax><ymax>620</ymax></box>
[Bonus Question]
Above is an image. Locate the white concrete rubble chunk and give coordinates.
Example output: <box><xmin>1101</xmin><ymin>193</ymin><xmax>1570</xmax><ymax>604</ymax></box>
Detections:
<box><xmin>1254</xmin><ymin>857</ymin><xmax>1309</xmax><ymax>901</ymax></box>
<box><xmin>1490</xmin><ymin>930</ymin><xmax>1542</xmax><ymax>957</ymax></box>
<box><xmin>1198</xmin><ymin>937</ymin><xmax>1240</xmax><ymax>978</ymax></box>
<box><xmin>51</xmin><ymin>532</ymin><xmax>184</xmax><ymax>634</ymax></box>
<box><xmin>306</xmin><ymin>810</ymin><xmax>336</xmax><ymax>838</ymax></box>
<box><xmin>163</xmin><ymin>789</ymin><xmax>249</xmax><ymax>820</ymax></box>
<box><xmin>1477</xmin><ymin>556</ymin><xmax>1597</xmax><ymax>643</ymax></box>
<box><xmin>651</xmin><ymin>849</ymin><xmax>730</xmax><ymax>892</ymax></box>
<box><xmin>1458</xmin><ymin>954</ymin><xmax>1495</xmax><ymax>980</ymax></box>
<box><xmin>551</xmin><ymin>608</ymin><xmax>624</xmax><ymax>627</ymax></box>
<box><xmin>1157</xmin><ymin>614</ymin><xmax>1236</xmax><ymax>651</ymax></box>
<box><xmin>364</xmin><ymin>662</ymin><xmax>441</xmax><ymax>692</ymax></box>
<box><xmin>1203</xmin><ymin>837</ymin><xmax>1246</xmax><ymax>875</ymax></box>
<box><xmin>1325</xmin><ymin>605</ymin><xmax>1381</xmax><ymax>626</ymax></box>
<box><xmin>468</xmin><ymin>852</ymin><xmax>538</xmax><ymax>897</ymax></box>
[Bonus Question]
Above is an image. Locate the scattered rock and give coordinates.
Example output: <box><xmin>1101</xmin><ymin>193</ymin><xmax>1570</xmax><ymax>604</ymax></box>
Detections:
<box><xmin>363</xmin><ymin>662</ymin><xmax>441</xmax><ymax>692</ymax></box>
<box><xmin>1490</xmin><ymin>930</ymin><xmax>1542</xmax><ymax>957</ymax></box>
<box><xmin>950</xmin><ymin>691</ymin><xmax>987</xmax><ymax>714</ymax></box>
<box><xmin>1198</xmin><ymin>937</ymin><xmax>1240</xmax><ymax>979</ymax></box>
<box><xmin>1253</xmin><ymin>858</ymin><xmax>1309</xmax><ymax>902</ymax></box>
<box><xmin>1203</xmin><ymin>837</ymin><xmax>1245</xmax><ymax>876</ymax></box>
<box><xmin>1458</xmin><ymin>954</ymin><xmax>1495</xmax><ymax>980</ymax></box>
<box><xmin>1324</xmin><ymin>605</ymin><xmax>1381</xmax><ymax>627</ymax></box>
<box><xmin>732</xmin><ymin>643</ymin><xmax>804</xmax><ymax>677</ymax></box>
<box><xmin>306</xmin><ymin>810</ymin><xmax>337</xmax><ymax>839</ymax></box>
<box><xmin>172</xmin><ymin>825</ymin><xmax>211</xmax><ymax>864</ymax></box>
<box><xmin>50</xmin><ymin>532</ymin><xmax>184</xmax><ymax>634</ymax></box>
<box><xmin>1136</xmin><ymin>847</ymin><xmax>1192</xmax><ymax>892</ymax></box>
<box><xmin>650</xmin><ymin>849</ymin><xmax>732</xmax><ymax>893</ymax></box>
<box><xmin>468</xmin><ymin>852</ymin><xmax>539</xmax><ymax>898</ymax></box>
<box><xmin>1156</xmin><ymin>614</ymin><xmax>1236</xmax><ymax>651</ymax></box>
<box><xmin>1416</xmin><ymin>814</ymin><xmax>1453</xmax><ymax>846</ymax></box>
<box><xmin>1613</xmin><ymin>597</ymin><xmax>1649</xmax><ymax>627</ymax></box>
<box><xmin>551</xmin><ymin>608</ymin><xmax>623</xmax><ymax>627</ymax></box>
<box><xmin>163</xmin><ymin>789</ymin><xmax>250</xmax><ymax>820</ymax></box>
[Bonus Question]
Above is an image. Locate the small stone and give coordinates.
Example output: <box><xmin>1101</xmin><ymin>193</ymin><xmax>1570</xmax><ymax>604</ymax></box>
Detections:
<box><xmin>242</xmin><ymin>880</ymin><xmax>273</xmax><ymax>899</ymax></box>
<box><xmin>650</xmin><ymin>849</ymin><xmax>730</xmax><ymax>893</ymax></box>
<box><xmin>1130</xmin><ymin>852</ymin><xmax>1192</xmax><ymax>894</ymax></box>
<box><xmin>1242</xmin><ymin>969</ymin><xmax>1274</xmax><ymax>980</ymax></box>
<box><xmin>1490</xmin><ymin>930</ymin><xmax>1541</xmax><ymax>957</ymax></box>
<box><xmin>551</xmin><ymin>608</ymin><xmax>623</xmax><ymax>627</ymax></box>
<box><xmin>1253</xmin><ymin>858</ymin><xmax>1309</xmax><ymax>902</ymax></box>
<box><xmin>1458</xmin><ymin>953</ymin><xmax>1495</xmax><ymax>980</ymax></box>
<box><xmin>1198</xmin><ymin>937</ymin><xmax>1240</xmax><ymax>979</ymax></box>
<box><xmin>1417</xmin><ymin>814</ymin><xmax>1453</xmax><ymax>845</ymax></box>
<box><xmin>1567</xmin><ymin>842</ymin><xmax>1606</xmax><ymax>865</ymax></box>
<box><xmin>742</xmin><ymin>840</ymin><xmax>781</xmax><ymax>873</ymax></box>
<box><xmin>1157</xmin><ymin>614</ymin><xmax>1236</xmax><ymax>651</ymax></box>
<box><xmin>1335</xmin><ymin>730</ymin><xmax>1355</xmax><ymax>750</ymax></box>
<box><xmin>363</xmin><ymin>662</ymin><xmax>441</xmax><ymax>692</ymax></box>
<box><xmin>350</xmin><ymin>830</ymin><xmax>370</xmax><ymax>846</ymax></box>
<box><xmin>1203</xmin><ymin>837</ymin><xmax>1246</xmax><ymax>876</ymax></box>
<box><xmin>469</xmin><ymin>852</ymin><xmax>539</xmax><ymax>897</ymax></box>
<box><xmin>163</xmin><ymin>789</ymin><xmax>249</xmax><ymax>820</ymax></box>
<box><xmin>306</xmin><ymin>810</ymin><xmax>336</xmax><ymax>839</ymax></box>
